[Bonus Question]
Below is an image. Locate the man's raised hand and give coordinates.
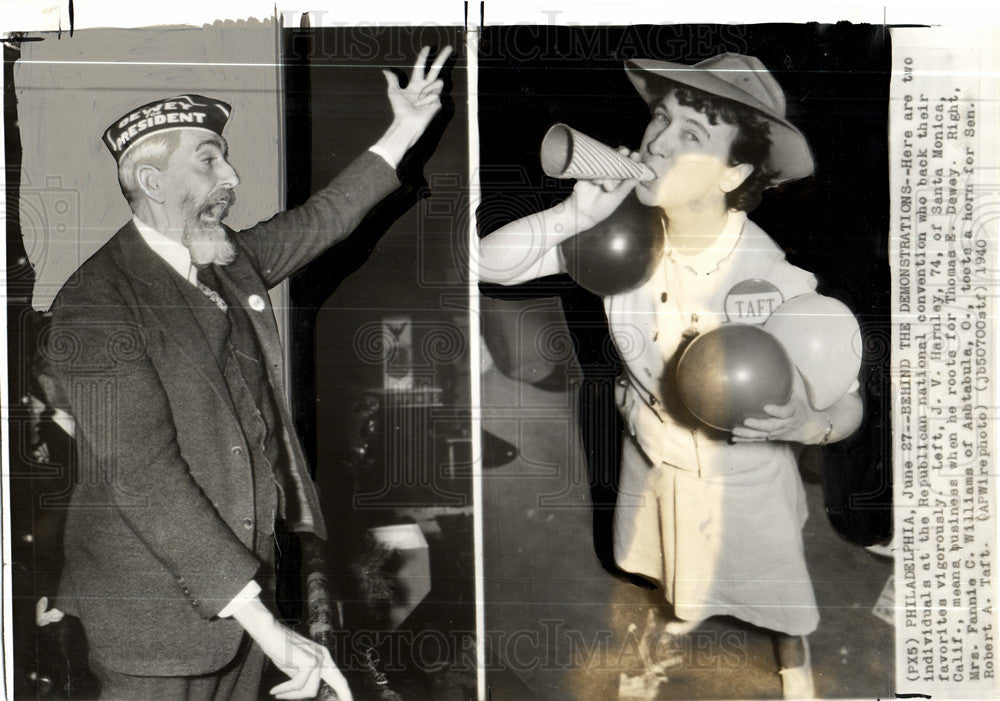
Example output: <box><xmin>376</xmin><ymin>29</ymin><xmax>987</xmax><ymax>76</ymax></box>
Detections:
<box><xmin>376</xmin><ymin>45</ymin><xmax>453</xmax><ymax>163</ymax></box>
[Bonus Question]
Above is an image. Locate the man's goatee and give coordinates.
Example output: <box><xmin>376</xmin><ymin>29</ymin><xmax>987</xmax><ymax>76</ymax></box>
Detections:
<box><xmin>183</xmin><ymin>219</ymin><xmax>236</xmax><ymax>266</ymax></box>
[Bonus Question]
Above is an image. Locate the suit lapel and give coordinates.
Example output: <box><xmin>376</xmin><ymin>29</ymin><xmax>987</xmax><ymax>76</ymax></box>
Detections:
<box><xmin>214</xmin><ymin>250</ymin><xmax>286</xmax><ymax>397</ymax></box>
<box><xmin>111</xmin><ymin>223</ymin><xmax>232</xmax><ymax>407</ymax></box>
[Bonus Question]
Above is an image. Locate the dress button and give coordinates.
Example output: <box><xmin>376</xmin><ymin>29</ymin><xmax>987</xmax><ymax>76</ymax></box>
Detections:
<box><xmin>242</xmin><ymin>518</ymin><xmax>253</xmax><ymax>530</ymax></box>
<box><xmin>231</xmin><ymin>446</ymin><xmax>243</xmax><ymax>456</ymax></box>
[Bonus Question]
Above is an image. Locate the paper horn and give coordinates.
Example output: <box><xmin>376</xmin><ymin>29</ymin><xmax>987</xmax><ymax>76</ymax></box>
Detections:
<box><xmin>540</xmin><ymin>124</ymin><xmax>654</xmax><ymax>182</ymax></box>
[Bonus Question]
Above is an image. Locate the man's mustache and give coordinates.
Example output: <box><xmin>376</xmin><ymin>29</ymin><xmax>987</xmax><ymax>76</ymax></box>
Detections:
<box><xmin>200</xmin><ymin>188</ymin><xmax>236</xmax><ymax>218</ymax></box>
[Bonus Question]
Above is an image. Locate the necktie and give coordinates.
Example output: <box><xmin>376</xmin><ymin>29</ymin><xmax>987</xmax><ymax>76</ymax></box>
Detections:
<box><xmin>195</xmin><ymin>265</ymin><xmax>228</xmax><ymax>313</ymax></box>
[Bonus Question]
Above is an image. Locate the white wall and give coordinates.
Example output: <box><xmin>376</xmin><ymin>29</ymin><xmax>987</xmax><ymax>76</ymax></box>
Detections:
<box><xmin>16</xmin><ymin>20</ymin><xmax>283</xmax><ymax>311</ymax></box>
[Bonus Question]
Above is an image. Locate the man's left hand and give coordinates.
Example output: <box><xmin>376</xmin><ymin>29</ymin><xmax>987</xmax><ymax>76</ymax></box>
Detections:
<box><xmin>731</xmin><ymin>369</ymin><xmax>830</xmax><ymax>445</ymax></box>
<box><xmin>233</xmin><ymin>598</ymin><xmax>353</xmax><ymax>700</ymax></box>
<box><xmin>375</xmin><ymin>45</ymin><xmax>453</xmax><ymax>164</ymax></box>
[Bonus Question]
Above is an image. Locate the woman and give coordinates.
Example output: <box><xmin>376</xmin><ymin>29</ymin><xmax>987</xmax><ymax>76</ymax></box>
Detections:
<box><xmin>478</xmin><ymin>53</ymin><xmax>863</xmax><ymax>699</ymax></box>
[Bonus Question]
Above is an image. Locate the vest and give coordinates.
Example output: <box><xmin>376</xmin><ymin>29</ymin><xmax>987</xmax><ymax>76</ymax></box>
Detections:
<box><xmin>183</xmin><ymin>265</ymin><xmax>285</xmax><ymax>560</ymax></box>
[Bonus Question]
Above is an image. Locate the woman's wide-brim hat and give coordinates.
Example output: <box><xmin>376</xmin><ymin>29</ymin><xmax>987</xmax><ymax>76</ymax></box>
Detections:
<box><xmin>625</xmin><ymin>54</ymin><xmax>814</xmax><ymax>183</ymax></box>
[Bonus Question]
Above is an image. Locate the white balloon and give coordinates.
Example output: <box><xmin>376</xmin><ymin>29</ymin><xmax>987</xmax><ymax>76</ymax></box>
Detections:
<box><xmin>764</xmin><ymin>294</ymin><xmax>863</xmax><ymax>411</ymax></box>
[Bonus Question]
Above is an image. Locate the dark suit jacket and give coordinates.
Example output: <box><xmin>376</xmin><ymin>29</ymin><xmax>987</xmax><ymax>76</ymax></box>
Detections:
<box><xmin>47</xmin><ymin>152</ymin><xmax>399</xmax><ymax>676</ymax></box>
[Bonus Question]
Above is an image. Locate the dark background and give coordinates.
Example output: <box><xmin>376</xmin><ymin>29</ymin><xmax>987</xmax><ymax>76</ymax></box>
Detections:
<box><xmin>477</xmin><ymin>23</ymin><xmax>893</xmax><ymax>548</ymax></box>
<box><xmin>284</xmin><ymin>26</ymin><xmax>476</xmax><ymax>695</ymax></box>
<box><xmin>285</xmin><ymin>26</ymin><xmax>470</xmax><ymax>495</ymax></box>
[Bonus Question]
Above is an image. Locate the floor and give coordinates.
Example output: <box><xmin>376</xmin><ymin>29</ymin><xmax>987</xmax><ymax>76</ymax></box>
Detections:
<box><xmin>480</xmin><ymin>361</ymin><xmax>894</xmax><ymax>700</ymax></box>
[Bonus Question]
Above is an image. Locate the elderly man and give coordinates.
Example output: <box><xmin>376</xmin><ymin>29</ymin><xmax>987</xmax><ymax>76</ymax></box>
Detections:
<box><xmin>45</xmin><ymin>46</ymin><xmax>451</xmax><ymax>700</ymax></box>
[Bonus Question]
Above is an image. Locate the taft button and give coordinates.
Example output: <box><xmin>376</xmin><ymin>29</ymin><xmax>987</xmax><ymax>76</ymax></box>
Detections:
<box><xmin>242</xmin><ymin>518</ymin><xmax>253</xmax><ymax>530</ymax></box>
<box><xmin>231</xmin><ymin>446</ymin><xmax>243</xmax><ymax>456</ymax></box>
<box><xmin>248</xmin><ymin>294</ymin><xmax>266</xmax><ymax>311</ymax></box>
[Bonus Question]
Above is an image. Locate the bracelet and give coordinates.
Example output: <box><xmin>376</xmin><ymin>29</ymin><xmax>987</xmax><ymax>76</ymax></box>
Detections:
<box><xmin>818</xmin><ymin>413</ymin><xmax>834</xmax><ymax>446</ymax></box>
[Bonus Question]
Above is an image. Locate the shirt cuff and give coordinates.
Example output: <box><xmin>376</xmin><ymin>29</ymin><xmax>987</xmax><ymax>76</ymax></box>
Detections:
<box><xmin>217</xmin><ymin>579</ymin><xmax>262</xmax><ymax>618</ymax></box>
<box><xmin>368</xmin><ymin>144</ymin><xmax>399</xmax><ymax>170</ymax></box>
<box><xmin>50</xmin><ymin>407</ymin><xmax>76</xmax><ymax>436</ymax></box>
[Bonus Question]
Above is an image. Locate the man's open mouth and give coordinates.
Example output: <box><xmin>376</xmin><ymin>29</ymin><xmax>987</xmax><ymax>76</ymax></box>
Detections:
<box><xmin>200</xmin><ymin>191</ymin><xmax>235</xmax><ymax>221</ymax></box>
<box><xmin>201</xmin><ymin>202</ymin><xmax>228</xmax><ymax>220</ymax></box>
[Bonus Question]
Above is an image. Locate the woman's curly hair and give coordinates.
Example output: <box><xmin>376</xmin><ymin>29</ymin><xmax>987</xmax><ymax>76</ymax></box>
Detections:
<box><xmin>671</xmin><ymin>85</ymin><xmax>778</xmax><ymax>212</ymax></box>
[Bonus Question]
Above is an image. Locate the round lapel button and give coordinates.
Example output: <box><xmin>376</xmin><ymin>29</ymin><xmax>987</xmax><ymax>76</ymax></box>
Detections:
<box><xmin>248</xmin><ymin>294</ymin><xmax>266</xmax><ymax>311</ymax></box>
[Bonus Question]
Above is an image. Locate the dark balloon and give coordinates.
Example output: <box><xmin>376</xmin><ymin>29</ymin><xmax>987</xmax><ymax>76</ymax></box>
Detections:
<box><xmin>559</xmin><ymin>194</ymin><xmax>664</xmax><ymax>296</ymax></box>
<box><xmin>676</xmin><ymin>325</ymin><xmax>793</xmax><ymax>431</ymax></box>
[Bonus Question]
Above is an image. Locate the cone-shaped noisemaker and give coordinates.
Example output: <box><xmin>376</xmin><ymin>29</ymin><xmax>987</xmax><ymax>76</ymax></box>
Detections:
<box><xmin>540</xmin><ymin>124</ymin><xmax>655</xmax><ymax>182</ymax></box>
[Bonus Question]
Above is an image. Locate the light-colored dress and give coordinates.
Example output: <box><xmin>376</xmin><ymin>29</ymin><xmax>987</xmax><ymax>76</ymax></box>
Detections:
<box><xmin>607</xmin><ymin>210</ymin><xmax>821</xmax><ymax>636</ymax></box>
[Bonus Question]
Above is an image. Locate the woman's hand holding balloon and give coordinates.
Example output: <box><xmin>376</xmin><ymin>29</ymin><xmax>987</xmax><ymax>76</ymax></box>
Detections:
<box><xmin>731</xmin><ymin>369</ymin><xmax>831</xmax><ymax>444</ymax></box>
